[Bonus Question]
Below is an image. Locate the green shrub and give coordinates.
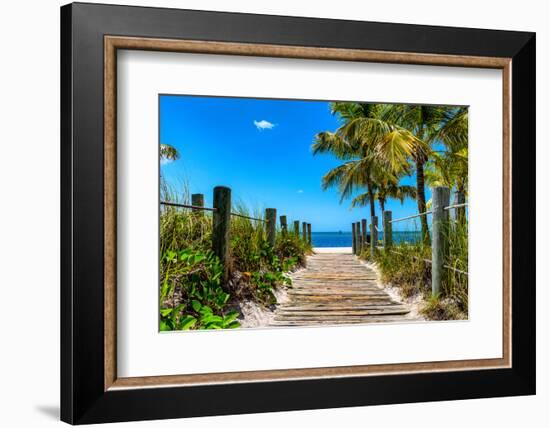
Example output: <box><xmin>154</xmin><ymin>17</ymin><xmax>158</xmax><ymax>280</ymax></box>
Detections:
<box><xmin>367</xmin><ymin>243</ymin><xmax>431</xmax><ymax>298</ymax></box>
<box><xmin>363</xmin><ymin>219</ymin><xmax>468</xmax><ymax>320</ymax></box>
<box><xmin>160</xmin><ymin>247</ymin><xmax>237</xmax><ymax>330</ymax></box>
<box><xmin>159</xmin><ymin>183</ymin><xmax>309</xmax><ymax>330</ymax></box>
<box><xmin>420</xmin><ymin>293</ymin><xmax>466</xmax><ymax>321</ymax></box>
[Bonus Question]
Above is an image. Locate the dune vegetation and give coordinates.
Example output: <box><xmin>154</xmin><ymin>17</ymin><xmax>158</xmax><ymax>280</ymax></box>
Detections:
<box><xmin>159</xmin><ymin>182</ymin><xmax>311</xmax><ymax>331</ymax></box>
<box><xmin>313</xmin><ymin>102</ymin><xmax>469</xmax><ymax>320</ymax></box>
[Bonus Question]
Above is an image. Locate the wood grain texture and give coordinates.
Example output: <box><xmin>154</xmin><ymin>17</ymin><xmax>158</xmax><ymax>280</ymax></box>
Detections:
<box><xmin>104</xmin><ymin>36</ymin><xmax>117</xmax><ymax>391</ymax></box>
<box><xmin>105</xmin><ymin>36</ymin><xmax>510</xmax><ymax>68</ymax></box>
<box><xmin>502</xmin><ymin>62</ymin><xmax>512</xmax><ymax>365</ymax></box>
<box><xmin>271</xmin><ymin>253</ymin><xmax>414</xmax><ymax>327</ymax></box>
<box><xmin>103</xmin><ymin>35</ymin><xmax>512</xmax><ymax>391</ymax></box>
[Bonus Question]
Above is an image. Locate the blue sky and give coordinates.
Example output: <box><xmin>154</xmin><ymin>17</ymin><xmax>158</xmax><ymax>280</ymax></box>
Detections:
<box><xmin>160</xmin><ymin>95</ymin><xmax>430</xmax><ymax>232</ymax></box>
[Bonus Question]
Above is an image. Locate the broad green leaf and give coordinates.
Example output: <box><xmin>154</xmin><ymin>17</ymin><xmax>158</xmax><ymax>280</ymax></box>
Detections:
<box><xmin>179</xmin><ymin>315</ymin><xmax>197</xmax><ymax>330</ymax></box>
<box><xmin>226</xmin><ymin>321</ymin><xmax>240</xmax><ymax>329</ymax></box>
<box><xmin>160</xmin><ymin>308</ymin><xmax>172</xmax><ymax>317</ymax></box>
<box><xmin>160</xmin><ymin>320</ymin><xmax>171</xmax><ymax>331</ymax></box>
<box><xmin>191</xmin><ymin>300</ymin><xmax>202</xmax><ymax>313</ymax></box>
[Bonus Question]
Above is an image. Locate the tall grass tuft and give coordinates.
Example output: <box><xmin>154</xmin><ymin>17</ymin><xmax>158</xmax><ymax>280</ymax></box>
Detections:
<box><xmin>442</xmin><ymin>218</ymin><xmax>468</xmax><ymax>312</ymax></box>
<box><xmin>159</xmin><ymin>180</ymin><xmax>311</xmax><ymax>331</ymax></box>
<box><xmin>361</xmin><ymin>216</ymin><xmax>468</xmax><ymax>320</ymax></box>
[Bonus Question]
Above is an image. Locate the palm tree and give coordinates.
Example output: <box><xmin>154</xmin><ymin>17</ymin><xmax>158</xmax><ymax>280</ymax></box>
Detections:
<box><xmin>424</xmin><ymin>148</ymin><xmax>468</xmax><ymax>194</ymax></box>
<box><xmin>313</xmin><ymin>102</ymin><xmax>425</xmax><ymax>220</ymax></box>
<box><xmin>312</xmin><ymin>129</ymin><xmax>377</xmax><ymax>217</ymax></box>
<box><xmin>352</xmin><ymin>179</ymin><xmax>417</xmax><ymax>214</ymax></box>
<box><xmin>381</xmin><ymin>105</ymin><xmax>468</xmax><ymax>244</ymax></box>
<box><xmin>313</xmin><ymin>102</ymin><xmax>467</xmax><ymax>244</ymax></box>
<box><xmin>160</xmin><ymin>143</ymin><xmax>180</xmax><ymax>161</ymax></box>
<box><xmin>312</xmin><ymin>103</ymin><xmax>379</xmax><ymax>218</ymax></box>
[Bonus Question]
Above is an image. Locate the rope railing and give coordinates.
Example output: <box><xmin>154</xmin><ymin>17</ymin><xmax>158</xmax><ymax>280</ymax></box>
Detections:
<box><xmin>389</xmin><ymin>210</ymin><xmax>432</xmax><ymax>224</ymax></box>
<box><xmin>160</xmin><ymin>200</ymin><xmax>218</xmax><ymax>212</ymax></box>
<box><xmin>388</xmin><ymin>202</ymin><xmax>468</xmax><ymax>223</ymax></box>
<box><xmin>162</xmin><ymin>189</ymin><xmax>313</xmax><ymax>283</ymax></box>
<box><xmin>389</xmin><ymin>249</ymin><xmax>468</xmax><ymax>275</ymax></box>
<box><xmin>161</xmin><ymin>200</ymin><xmax>269</xmax><ymax>223</ymax></box>
<box><xmin>444</xmin><ymin>202</ymin><xmax>468</xmax><ymax>211</ymax></box>
<box><xmin>389</xmin><ymin>249</ymin><xmax>432</xmax><ymax>265</ymax></box>
<box><xmin>229</xmin><ymin>212</ymin><xmax>267</xmax><ymax>223</ymax></box>
<box><xmin>352</xmin><ymin>187</ymin><xmax>469</xmax><ymax>297</ymax></box>
<box><xmin>443</xmin><ymin>264</ymin><xmax>468</xmax><ymax>275</ymax></box>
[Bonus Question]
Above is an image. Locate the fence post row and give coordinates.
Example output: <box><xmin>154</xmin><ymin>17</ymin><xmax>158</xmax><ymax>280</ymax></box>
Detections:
<box><xmin>351</xmin><ymin>222</ymin><xmax>357</xmax><ymax>254</ymax></box>
<box><xmin>431</xmin><ymin>186</ymin><xmax>451</xmax><ymax>296</ymax></box>
<box><xmin>265</xmin><ymin>208</ymin><xmax>277</xmax><ymax>247</ymax></box>
<box><xmin>370</xmin><ymin>215</ymin><xmax>378</xmax><ymax>257</ymax></box>
<box><xmin>355</xmin><ymin>221</ymin><xmax>363</xmax><ymax>256</ymax></box>
<box><xmin>280</xmin><ymin>215</ymin><xmax>288</xmax><ymax>235</ymax></box>
<box><xmin>212</xmin><ymin>186</ymin><xmax>231</xmax><ymax>283</ymax></box>
<box><xmin>355</xmin><ymin>221</ymin><xmax>361</xmax><ymax>254</ymax></box>
<box><xmin>191</xmin><ymin>193</ymin><xmax>204</xmax><ymax>215</ymax></box>
<box><xmin>307</xmin><ymin>223</ymin><xmax>312</xmax><ymax>245</ymax></box>
<box><xmin>383</xmin><ymin>211</ymin><xmax>392</xmax><ymax>248</ymax></box>
<box><xmin>294</xmin><ymin>220</ymin><xmax>300</xmax><ymax>236</ymax></box>
<box><xmin>361</xmin><ymin>219</ymin><xmax>367</xmax><ymax>247</ymax></box>
<box><xmin>302</xmin><ymin>222</ymin><xmax>307</xmax><ymax>242</ymax></box>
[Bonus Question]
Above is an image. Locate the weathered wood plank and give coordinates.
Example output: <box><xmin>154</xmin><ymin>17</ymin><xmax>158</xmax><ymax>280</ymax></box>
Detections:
<box><xmin>268</xmin><ymin>251</ymin><xmax>416</xmax><ymax>327</ymax></box>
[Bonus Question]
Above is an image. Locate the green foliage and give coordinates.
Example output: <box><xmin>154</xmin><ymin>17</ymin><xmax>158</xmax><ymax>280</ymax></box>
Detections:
<box><xmin>313</xmin><ymin>102</ymin><xmax>468</xmax><ymax>246</ymax></box>
<box><xmin>364</xmin><ymin>220</ymin><xmax>468</xmax><ymax>320</ymax></box>
<box><xmin>368</xmin><ymin>243</ymin><xmax>431</xmax><ymax>298</ymax></box>
<box><xmin>420</xmin><ymin>293</ymin><xmax>466</xmax><ymax>321</ymax></box>
<box><xmin>275</xmin><ymin>232</ymin><xmax>309</xmax><ymax>268</ymax></box>
<box><xmin>443</xmin><ymin>219</ymin><xmax>468</xmax><ymax>312</ymax></box>
<box><xmin>160</xmin><ymin>246</ymin><xmax>234</xmax><ymax>330</ymax></box>
<box><xmin>159</xmin><ymin>184</ymin><xmax>309</xmax><ymax>331</ymax></box>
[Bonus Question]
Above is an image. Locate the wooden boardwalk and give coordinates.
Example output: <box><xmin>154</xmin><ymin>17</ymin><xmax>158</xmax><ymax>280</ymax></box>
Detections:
<box><xmin>270</xmin><ymin>252</ymin><xmax>411</xmax><ymax>327</ymax></box>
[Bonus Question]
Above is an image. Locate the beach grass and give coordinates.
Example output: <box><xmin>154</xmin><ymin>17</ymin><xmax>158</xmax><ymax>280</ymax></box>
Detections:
<box><xmin>159</xmin><ymin>181</ymin><xmax>311</xmax><ymax>331</ymax></box>
<box><xmin>360</xmin><ymin>219</ymin><xmax>468</xmax><ymax>320</ymax></box>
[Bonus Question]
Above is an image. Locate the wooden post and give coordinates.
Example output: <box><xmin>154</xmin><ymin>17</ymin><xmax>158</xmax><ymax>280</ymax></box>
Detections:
<box><xmin>361</xmin><ymin>219</ymin><xmax>367</xmax><ymax>246</ymax></box>
<box><xmin>307</xmin><ymin>223</ymin><xmax>312</xmax><ymax>245</ymax></box>
<box><xmin>356</xmin><ymin>222</ymin><xmax>362</xmax><ymax>254</ymax></box>
<box><xmin>293</xmin><ymin>220</ymin><xmax>300</xmax><ymax>236</ymax></box>
<box><xmin>352</xmin><ymin>222</ymin><xmax>357</xmax><ymax>254</ymax></box>
<box><xmin>280</xmin><ymin>215</ymin><xmax>288</xmax><ymax>235</ymax></box>
<box><xmin>212</xmin><ymin>186</ymin><xmax>231</xmax><ymax>283</ymax></box>
<box><xmin>266</xmin><ymin>208</ymin><xmax>277</xmax><ymax>248</ymax></box>
<box><xmin>302</xmin><ymin>222</ymin><xmax>307</xmax><ymax>242</ymax></box>
<box><xmin>191</xmin><ymin>193</ymin><xmax>204</xmax><ymax>216</ymax></box>
<box><xmin>370</xmin><ymin>215</ymin><xmax>378</xmax><ymax>257</ymax></box>
<box><xmin>431</xmin><ymin>186</ymin><xmax>451</xmax><ymax>296</ymax></box>
<box><xmin>454</xmin><ymin>191</ymin><xmax>466</xmax><ymax>226</ymax></box>
<box><xmin>383</xmin><ymin>211</ymin><xmax>393</xmax><ymax>248</ymax></box>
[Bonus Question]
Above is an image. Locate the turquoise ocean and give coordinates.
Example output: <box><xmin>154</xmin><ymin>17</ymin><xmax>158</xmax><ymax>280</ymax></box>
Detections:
<box><xmin>311</xmin><ymin>231</ymin><xmax>422</xmax><ymax>247</ymax></box>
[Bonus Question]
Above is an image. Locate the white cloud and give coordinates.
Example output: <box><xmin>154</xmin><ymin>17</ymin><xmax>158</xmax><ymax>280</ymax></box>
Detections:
<box><xmin>253</xmin><ymin>119</ymin><xmax>276</xmax><ymax>130</ymax></box>
<box><xmin>160</xmin><ymin>158</ymin><xmax>173</xmax><ymax>165</ymax></box>
<box><xmin>297</xmin><ymin>189</ymin><xmax>304</xmax><ymax>194</ymax></box>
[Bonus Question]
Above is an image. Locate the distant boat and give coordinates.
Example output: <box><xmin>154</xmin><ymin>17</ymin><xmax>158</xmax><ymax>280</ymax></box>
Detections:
<box><xmin>338</xmin><ymin>230</ymin><xmax>342</xmax><ymax>234</ymax></box>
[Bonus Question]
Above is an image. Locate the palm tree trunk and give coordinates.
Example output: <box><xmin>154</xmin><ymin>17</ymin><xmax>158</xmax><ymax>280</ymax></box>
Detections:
<box><xmin>367</xmin><ymin>182</ymin><xmax>375</xmax><ymax>219</ymax></box>
<box><xmin>415</xmin><ymin>160</ymin><xmax>431</xmax><ymax>245</ymax></box>
<box><xmin>379</xmin><ymin>199</ymin><xmax>385</xmax><ymax>214</ymax></box>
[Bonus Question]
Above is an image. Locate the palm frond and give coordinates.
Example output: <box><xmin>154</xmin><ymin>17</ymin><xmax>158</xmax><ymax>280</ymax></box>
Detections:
<box><xmin>160</xmin><ymin>144</ymin><xmax>180</xmax><ymax>161</ymax></box>
<box><xmin>312</xmin><ymin>131</ymin><xmax>355</xmax><ymax>159</ymax></box>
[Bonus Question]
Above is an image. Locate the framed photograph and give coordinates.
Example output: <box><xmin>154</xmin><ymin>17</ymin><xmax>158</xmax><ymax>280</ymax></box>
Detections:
<box><xmin>61</xmin><ymin>2</ymin><xmax>535</xmax><ymax>424</ymax></box>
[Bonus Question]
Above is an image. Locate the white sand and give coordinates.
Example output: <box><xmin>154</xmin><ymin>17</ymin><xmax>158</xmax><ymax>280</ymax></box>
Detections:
<box><xmin>237</xmin><ymin>281</ymin><xmax>292</xmax><ymax>328</ymax></box>
<box><xmin>358</xmin><ymin>259</ymin><xmax>427</xmax><ymax>321</ymax></box>
<box><xmin>313</xmin><ymin>247</ymin><xmax>353</xmax><ymax>254</ymax></box>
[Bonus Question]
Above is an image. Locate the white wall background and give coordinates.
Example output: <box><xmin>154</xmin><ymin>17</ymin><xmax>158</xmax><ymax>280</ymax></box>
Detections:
<box><xmin>0</xmin><ymin>1</ymin><xmax>545</xmax><ymax>427</ymax></box>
